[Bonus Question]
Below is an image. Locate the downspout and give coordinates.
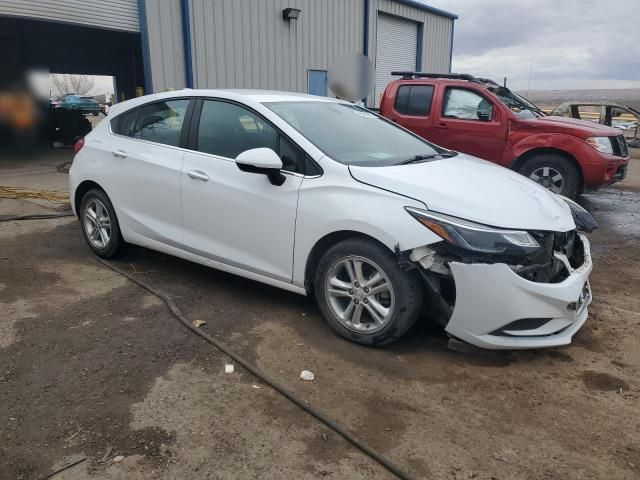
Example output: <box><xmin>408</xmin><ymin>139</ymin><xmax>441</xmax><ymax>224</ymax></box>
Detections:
<box><xmin>416</xmin><ymin>22</ymin><xmax>424</xmax><ymax>71</ymax></box>
<box><xmin>181</xmin><ymin>0</ymin><xmax>194</xmax><ymax>88</ymax></box>
<box><xmin>449</xmin><ymin>19</ymin><xmax>455</xmax><ymax>72</ymax></box>
<box><xmin>137</xmin><ymin>0</ymin><xmax>153</xmax><ymax>94</ymax></box>
<box><xmin>363</xmin><ymin>0</ymin><xmax>370</xmax><ymax>106</ymax></box>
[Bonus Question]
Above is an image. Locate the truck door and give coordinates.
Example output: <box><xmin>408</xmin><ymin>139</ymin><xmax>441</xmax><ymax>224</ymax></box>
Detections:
<box><xmin>429</xmin><ymin>86</ymin><xmax>507</xmax><ymax>163</ymax></box>
<box><xmin>384</xmin><ymin>84</ymin><xmax>435</xmax><ymax>140</ymax></box>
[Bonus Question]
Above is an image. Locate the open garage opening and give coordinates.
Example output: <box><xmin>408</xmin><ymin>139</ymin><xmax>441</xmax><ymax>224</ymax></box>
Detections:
<box><xmin>0</xmin><ymin>16</ymin><xmax>145</xmax><ymax>159</ymax></box>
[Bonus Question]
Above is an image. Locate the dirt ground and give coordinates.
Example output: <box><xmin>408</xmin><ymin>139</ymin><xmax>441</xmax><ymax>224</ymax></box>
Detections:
<box><xmin>1</xmin><ymin>147</ymin><xmax>639</xmax><ymax>480</ymax></box>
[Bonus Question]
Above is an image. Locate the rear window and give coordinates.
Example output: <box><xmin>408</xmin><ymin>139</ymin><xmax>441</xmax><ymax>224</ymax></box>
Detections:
<box><xmin>394</xmin><ymin>85</ymin><xmax>434</xmax><ymax>116</ymax></box>
<box><xmin>111</xmin><ymin>108</ymin><xmax>138</xmax><ymax>137</ymax></box>
<box><xmin>133</xmin><ymin>99</ymin><xmax>190</xmax><ymax>147</ymax></box>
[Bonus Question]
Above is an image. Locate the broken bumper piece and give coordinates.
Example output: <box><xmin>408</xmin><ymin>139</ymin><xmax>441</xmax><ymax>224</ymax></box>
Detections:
<box><xmin>445</xmin><ymin>233</ymin><xmax>593</xmax><ymax>350</ymax></box>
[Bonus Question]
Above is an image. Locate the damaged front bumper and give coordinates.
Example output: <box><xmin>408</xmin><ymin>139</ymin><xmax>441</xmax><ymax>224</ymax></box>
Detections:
<box><xmin>417</xmin><ymin>233</ymin><xmax>593</xmax><ymax>350</ymax></box>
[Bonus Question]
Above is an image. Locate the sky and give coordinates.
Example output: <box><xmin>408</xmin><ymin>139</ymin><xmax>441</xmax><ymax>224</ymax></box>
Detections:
<box><xmin>423</xmin><ymin>0</ymin><xmax>640</xmax><ymax>91</ymax></box>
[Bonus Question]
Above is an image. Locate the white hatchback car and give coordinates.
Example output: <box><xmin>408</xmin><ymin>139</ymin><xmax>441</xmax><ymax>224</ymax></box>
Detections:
<box><xmin>70</xmin><ymin>89</ymin><xmax>596</xmax><ymax>349</ymax></box>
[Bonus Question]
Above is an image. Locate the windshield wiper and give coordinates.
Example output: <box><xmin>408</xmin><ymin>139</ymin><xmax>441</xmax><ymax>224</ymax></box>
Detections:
<box><xmin>396</xmin><ymin>152</ymin><xmax>457</xmax><ymax>165</ymax></box>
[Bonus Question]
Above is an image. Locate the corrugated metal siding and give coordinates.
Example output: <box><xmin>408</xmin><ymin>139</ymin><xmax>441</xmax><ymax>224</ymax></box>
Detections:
<box><xmin>144</xmin><ymin>0</ymin><xmax>186</xmax><ymax>92</ymax></box>
<box><xmin>368</xmin><ymin>0</ymin><xmax>453</xmax><ymax>105</ymax></box>
<box><xmin>188</xmin><ymin>0</ymin><xmax>364</xmax><ymax>92</ymax></box>
<box><xmin>374</xmin><ymin>13</ymin><xmax>417</xmax><ymax>106</ymax></box>
<box><xmin>0</xmin><ymin>0</ymin><xmax>139</xmax><ymax>32</ymax></box>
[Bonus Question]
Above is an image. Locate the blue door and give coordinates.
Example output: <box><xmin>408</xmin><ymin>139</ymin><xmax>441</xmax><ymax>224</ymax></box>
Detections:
<box><xmin>308</xmin><ymin>70</ymin><xmax>327</xmax><ymax>96</ymax></box>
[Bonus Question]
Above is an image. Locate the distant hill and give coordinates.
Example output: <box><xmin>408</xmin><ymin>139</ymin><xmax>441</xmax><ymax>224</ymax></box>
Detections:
<box><xmin>518</xmin><ymin>89</ymin><xmax>640</xmax><ymax>110</ymax></box>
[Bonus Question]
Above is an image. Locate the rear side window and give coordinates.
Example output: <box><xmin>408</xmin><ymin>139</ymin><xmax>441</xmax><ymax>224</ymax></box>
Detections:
<box><xmin>394</xmin><ymin>85</ymin><xmax>434</xmax><ymax>116</ymax></box>
<box><xmin>111</xmin><ymin>109</ymin><xmax>138</xmax><ymax>137</ymax></box>
<box><xmin>132</xmin><ymin>99</ymin><xmax>190</xmax><ymax>147</ymax></box>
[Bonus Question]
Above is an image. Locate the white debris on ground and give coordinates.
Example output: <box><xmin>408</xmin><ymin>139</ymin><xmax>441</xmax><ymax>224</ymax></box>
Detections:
<box><xmin>300</xmin><ymin>370</ymin><xmax>314</xmax><ymax>381</ymax></box>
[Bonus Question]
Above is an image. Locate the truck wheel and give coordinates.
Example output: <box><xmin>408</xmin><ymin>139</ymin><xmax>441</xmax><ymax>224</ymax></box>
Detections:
<box><xmin>313</xmin><ymin>238</ymin><xmax>423</xmax><ymax>347</ymax></box>
<box><xmin>519</xmin><ymin>154</ymin><xmax>580</xmax><ymax>198</ymax></box>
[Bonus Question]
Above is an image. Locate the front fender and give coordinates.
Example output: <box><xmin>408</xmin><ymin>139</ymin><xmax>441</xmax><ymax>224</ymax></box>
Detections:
<box><xmin>505</xmin><ymin>132</ymin><xmax>586</xmax><ymax>166</ymax></box>
<box><xmin>292</xmin><ymin>175</ymin><xmax>441</xmax><ymax>288</ymax></box>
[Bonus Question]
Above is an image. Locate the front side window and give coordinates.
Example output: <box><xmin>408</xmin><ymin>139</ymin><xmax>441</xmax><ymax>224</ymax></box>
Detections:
<box><xmin>443</xmin><ymin>88</ymin><xmax>494</xmax><ymax>121</ymax></box>
<box><xmin>132</xmin><ymin>99</ymin><xmax>190</xmax><ymax>147</ymax></box>
<box><xmin>266</xmin><ymin>101</ymin><xmax>443</xmax><ymax>166</ymax></box>
<box><xmin>394</xmin><ymin>85</ymin><xmax>434</xmax><ymax>116</ymax></box>
<box><xmin>197</xmin><ymin>100</ymin><xmax>278</xmax><ymax>159</ymax></box>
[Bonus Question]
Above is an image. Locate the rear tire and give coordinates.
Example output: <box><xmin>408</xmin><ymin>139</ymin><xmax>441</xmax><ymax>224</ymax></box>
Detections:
<box><xmin>313</xmin><ymin>238</ymin><xmax>423</xmax><ymax>347</ymax></box>
<box><xmin>518</xmin><ymin>153</ymin><xmax>581</xmax><ymax>199</ymax></box>
<box><xmin>79</xmin><ymin>189</ymin><xmax>124</xmax><ymax>258</ymax></box>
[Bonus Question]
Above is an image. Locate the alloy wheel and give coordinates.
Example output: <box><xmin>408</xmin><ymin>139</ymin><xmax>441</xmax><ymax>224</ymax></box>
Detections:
<box><xmin>84</xmin><ymin>198</ymin><xmax>112</xmax><ymax>249</ymax></box>
<box><xmin>529</xmin><ymin>166</ymin><xmax>565</xmax><ymax>194</ymax></box>
<box><xmin>324</xmin><ymin>255</ymin><xmax>395</xmax><ymax>333</ymax></box>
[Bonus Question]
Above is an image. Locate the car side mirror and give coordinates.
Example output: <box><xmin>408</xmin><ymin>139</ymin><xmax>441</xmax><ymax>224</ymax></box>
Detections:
<box><xmin>478</xmin><ymin>111</ymin><xmax>492</xmax><ymax>122</ymax></box>
<box><xmin>235</xmin><ymin>148</ymin><xmax>286</xmax><ymax>186</ymax></box>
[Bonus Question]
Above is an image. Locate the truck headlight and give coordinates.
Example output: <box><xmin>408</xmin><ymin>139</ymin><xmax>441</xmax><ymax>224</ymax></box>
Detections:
<box><xmin>585</xmin><ymin>136</ymin><xmax>614</xmax><ymax>155</ymax></box>
<box><xmin>405</xmin><ymin>207</ymin><xmax>540</xmax><ymax>256</ymax></box>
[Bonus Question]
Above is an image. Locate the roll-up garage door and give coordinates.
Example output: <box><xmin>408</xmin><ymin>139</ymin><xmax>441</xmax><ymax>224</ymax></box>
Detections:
<box><xmin>0</xmin><ymin>0</ymin><xmax>140</xmax><ymax>32</ymax></box>
<box><xmin>375</xmin><ymin>13</ymin><xmax>418</xmax><ymax>107</ymax></box>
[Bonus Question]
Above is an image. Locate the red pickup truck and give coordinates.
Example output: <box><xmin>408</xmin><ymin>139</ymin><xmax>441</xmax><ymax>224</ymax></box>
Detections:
<box><xmin>379</xmin><ymin>73</ymin><xmax>630</xmax><ymax>198</ymax></box>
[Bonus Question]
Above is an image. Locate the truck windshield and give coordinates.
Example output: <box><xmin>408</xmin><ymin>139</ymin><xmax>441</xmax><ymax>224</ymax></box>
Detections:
<box><xmin>489</xmin><ymin>86</ymin><xmax>545</xmax><ymax>119</ymax></box>
<box><xmin>265</xmin><ymin>101</ymin><xmax>447</xmax><ymax>166</ymax></box>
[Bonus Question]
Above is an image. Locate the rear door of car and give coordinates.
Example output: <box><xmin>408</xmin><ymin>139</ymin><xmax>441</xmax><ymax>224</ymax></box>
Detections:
<box><xmin>383</xmin><ymin>82</ymin><xmax>436</xmax><ymax>142</ymax></box>
<box><xmin>429</xmin><ymin>84</ymin><xmax>508</xmax><ymax>163</ymax></box>
<box><xmin>106</xmin><ymin>98</ymin><xmax>193</xmax><ymax>247</ymax></box>
<box><xmin>180</xmin><ymin>98</ymin><xmax>305</xmax><ymax>282</ymax></box>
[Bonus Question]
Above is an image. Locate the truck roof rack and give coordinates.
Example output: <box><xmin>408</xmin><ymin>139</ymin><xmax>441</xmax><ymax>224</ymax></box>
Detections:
<box><xmin>390</xmin><ymin>72</ymin><xmax>500</xmax><ymax>86</ymax></box>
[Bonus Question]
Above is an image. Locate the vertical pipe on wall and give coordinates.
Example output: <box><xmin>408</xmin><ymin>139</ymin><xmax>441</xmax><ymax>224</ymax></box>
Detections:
<box><xmin>449</xmin><ymin>19</ymin><xmax>455</xmax><ymax>72</ymax></box>
<box><xmin>416</xmin><ymin>22</ymin><xmax>423</xmax><ymax>71</ymax></box>
<box><xmin>363</xmin><ymin>0</ymin><xmax>371</xmax><ymax>106</ymax></box>
<box><xmin>137</xmin><ymin>0</ymin><xmax>153</xmax><ymax>94</ymax></box>
<box><xmin>181</xmin><ymin>0</ymin><xmax>194</xmax><ymax>88</ymax></box>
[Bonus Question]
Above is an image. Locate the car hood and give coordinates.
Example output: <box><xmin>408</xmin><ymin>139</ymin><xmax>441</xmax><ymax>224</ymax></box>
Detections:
<box><xmin>349</xmin><ymin>153</ymin><xmax>575</xmax><ymax>232</ymax></box>
<box><xmin>520</xmin><ymin>115</ymin><xmax>621</xmax><ymax>137</ymax></box>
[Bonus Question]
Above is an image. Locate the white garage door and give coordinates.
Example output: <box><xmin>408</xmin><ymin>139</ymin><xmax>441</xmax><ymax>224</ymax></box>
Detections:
<box><xmin>375</xmin><ymin>13</ymin><xmax>418</xmax><ymax>107</ymax></box>
<box><xmin>0</xmin><ymin>0</ymin><xmax>139</xmax><ymax>32</ymax></box>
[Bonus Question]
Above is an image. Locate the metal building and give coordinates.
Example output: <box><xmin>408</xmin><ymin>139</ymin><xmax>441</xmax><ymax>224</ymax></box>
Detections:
<box><xmin>0</xmin><ymin>0</ymin><xmax>455</xmax><ymax>106</ymax></box>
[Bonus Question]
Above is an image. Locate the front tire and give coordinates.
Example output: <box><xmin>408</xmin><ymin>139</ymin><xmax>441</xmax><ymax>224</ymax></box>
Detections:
<box><xmin>313</xmin><ymin>238</ymin><xmax>423</xmax><ymax>346</ymax></box>
<box><xmin>519</xmin><ymin>153</ymin><xmax>581</xmax><ymax>198</ymax></box>
<box><xmin>79</xmin><ymin>189</ymin><xmax>124</xmax><ymax>258</ymax></box>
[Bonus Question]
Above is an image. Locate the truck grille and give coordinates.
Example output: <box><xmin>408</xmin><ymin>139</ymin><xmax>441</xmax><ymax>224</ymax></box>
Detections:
<box><xmin>611</xmin><ymin>135</ymin><xmax>629</xmax><ymax>157</ymax></box>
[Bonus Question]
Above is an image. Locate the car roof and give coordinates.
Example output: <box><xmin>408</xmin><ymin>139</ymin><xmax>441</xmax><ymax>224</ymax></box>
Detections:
<box><xmin>108</xmin><ymin>89</ymin><xmax>346</xmax><ymax>117</ymax></box>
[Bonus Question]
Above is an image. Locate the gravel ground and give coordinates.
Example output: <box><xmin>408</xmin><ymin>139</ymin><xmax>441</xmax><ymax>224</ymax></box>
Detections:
<box><xmin>0</xmin><ymin>149</ymin><xmax>639</xmax><ymax>480</ymax></box>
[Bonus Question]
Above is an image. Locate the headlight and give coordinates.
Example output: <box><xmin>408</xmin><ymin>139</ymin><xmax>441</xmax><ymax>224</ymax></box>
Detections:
<box><xmin>560</xmin><ymin>196</ymin><xmax>598</xmax><ymax>233</ymax></box>
<box><xmin>405</xmin><ymin>207</ymin><xmax>540</xmax><ymax>256</ymax></box>
<box><xmin>585</xmin><ymin>136</ymin><xmax>613</xmax><ymax>155</ymax></box>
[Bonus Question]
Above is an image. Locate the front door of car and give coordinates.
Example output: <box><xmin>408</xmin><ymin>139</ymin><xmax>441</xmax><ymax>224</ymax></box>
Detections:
<box><xmin>181</xmin><ymin>99</ymin><xmax>303</xmax><ymax>282</ymax></box>
<box><xmin>106</xmin><ymin>98</ymin><xmax>191</xmax><ymax>247</ymax></box>
<box><xmin>430</xmin><ymin>86</ymin><xmax>507</xmax><ymax>163</ymax></box>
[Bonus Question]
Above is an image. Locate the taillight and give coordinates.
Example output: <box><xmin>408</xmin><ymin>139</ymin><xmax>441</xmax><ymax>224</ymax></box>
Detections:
<box><xmin>73</xmin><ymin>138</ymin><xmax>85</xmax><ymax>153</ymax></box>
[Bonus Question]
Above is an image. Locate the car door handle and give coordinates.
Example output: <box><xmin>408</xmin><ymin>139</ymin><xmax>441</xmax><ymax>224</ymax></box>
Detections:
<box><xmin>187</xmin><ymin>170</ymin><xmax>210</xmax><ymax>182</ymax></box>
<box><xmin>112</xmin><ymin>149</ymin><xmax>128</xmax><ymax>158</ymax></box>
<box><xmin>434</xmin><ymin>123</ymin><xmax>448</xmax><ymax>130</ymax></box>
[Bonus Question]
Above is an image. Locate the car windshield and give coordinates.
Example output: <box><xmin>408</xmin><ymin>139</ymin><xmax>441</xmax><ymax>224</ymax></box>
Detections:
<box><xmin>265</xmin><ymin>101</ymin><xmax>447</xmax><ymax>166</ymax></box>
<box><xmin>488</xmin><ymin>86</ymin><xmax>545</xmax><ymax>119</ymax></box>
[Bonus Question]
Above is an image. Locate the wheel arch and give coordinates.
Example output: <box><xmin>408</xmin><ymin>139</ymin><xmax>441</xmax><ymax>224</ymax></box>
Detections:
<box><xmin>74</xmin><ymin>180</ymin><xmax>106</xmax><ymax>215</ymax></box>
<box><xmin>512</xmin><ymin>147</ymin><xmax>584</xmax><ymax>193</ymax></box>
<box><xmin>303</xmin><ymin>230</ymin><xmax>393</xmax><ymax>296</ymax></box>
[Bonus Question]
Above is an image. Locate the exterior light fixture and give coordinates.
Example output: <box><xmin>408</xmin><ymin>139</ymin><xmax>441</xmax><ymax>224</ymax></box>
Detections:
<box><xmin>282</xmin><ymin>8</ymin><xmax>301</xmax><ymax>20</ymax></box>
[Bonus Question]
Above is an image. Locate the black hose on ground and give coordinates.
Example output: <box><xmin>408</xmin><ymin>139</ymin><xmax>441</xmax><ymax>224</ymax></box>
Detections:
<box><xmin>0</xmin><ymin>212</ymin><xmax>74</xmax><ymax>222</ymax></box>
<box><xmin>95</xmin><ymin>257</ymin><xmax>417</xmax><ymax>480</ymax></box>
